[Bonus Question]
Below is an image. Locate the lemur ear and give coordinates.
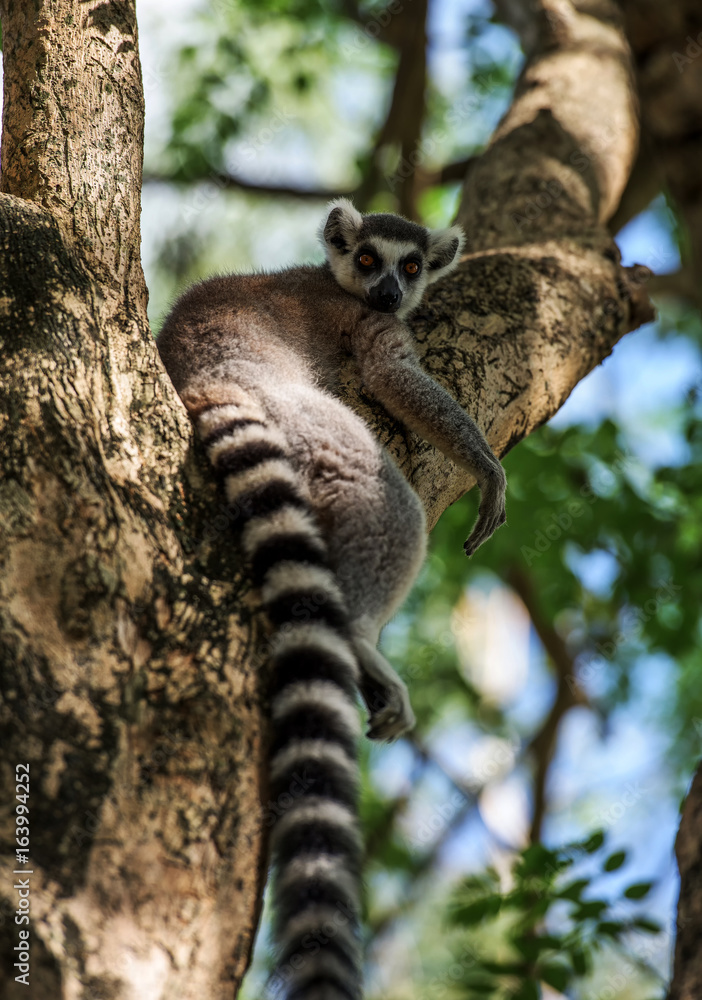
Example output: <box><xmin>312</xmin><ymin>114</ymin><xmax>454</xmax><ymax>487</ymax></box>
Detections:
<box><xmin>321</xmin><ymin>198</ymin><xmax>363</xmax><ymax>255</ymax></box>
<box><xmin>425</xmin><ymin>224</ymin><xmax>466</xmax><ymax>284</ymax></box>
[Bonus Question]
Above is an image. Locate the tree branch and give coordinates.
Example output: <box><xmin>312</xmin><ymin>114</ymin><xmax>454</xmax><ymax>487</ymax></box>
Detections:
<box><xmin>507</xmin><ymin>567</ymin><xmax>587</xmax><ymax>843</ymax></box>
<box><xmin>649</xmin><ymin>267</ymin><xmax>702</xmax><ymax>307</ymax></box>
<box><xmin>355</xmin><ymin>0</ymin><xmax>429</xmax><ymax>216</ymax></box>
<box><xmin>618</xmin><ymin>0</ymin><xmax>702</xmax><ymax>312</ymax></box>
<box><xmin>608</xmin><ymin>144</ymin><xmax>662</xmax><ymax>235</ymax></box>
<box><xmin>142</xmin><ymin>171</ymin><xmax>347</xmax><ymax>203</ymax></box>
<box><xmin>0</xmin><ymin>4</ymin><xmax>265</xmax><ymax>997</ymax></box>
<box><xmin>668</xmin><ymin>762</ymin><xmax>702</xmax><ymax>1000</ymax></box>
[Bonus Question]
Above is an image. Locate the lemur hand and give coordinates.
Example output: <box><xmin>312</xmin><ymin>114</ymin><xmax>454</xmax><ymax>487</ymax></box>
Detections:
<box><xmin>463</xmin><ymin>457</ymin><xmax>507</xmax><ymax>557</ymax></box>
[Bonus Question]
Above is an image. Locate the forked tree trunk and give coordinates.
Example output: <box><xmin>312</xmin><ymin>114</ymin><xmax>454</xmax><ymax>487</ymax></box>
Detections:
<box><xmin>0</xmin><ymin>1</ymin><xmax>659</xmax><ymax>998</ymax></box>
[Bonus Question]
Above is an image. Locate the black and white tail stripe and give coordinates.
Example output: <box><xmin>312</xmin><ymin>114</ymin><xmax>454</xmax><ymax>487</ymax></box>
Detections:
<box><xmin>198</xmin><ymin>404</ymin><xmax>364</xmax><ymax>1000</ymax></box>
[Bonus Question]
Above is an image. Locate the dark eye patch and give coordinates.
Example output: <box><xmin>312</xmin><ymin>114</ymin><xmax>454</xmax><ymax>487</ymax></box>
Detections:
<box><xmin>355</xmin><ymin>246</ymin><xmax>382</xmax><ymax>272</ymax></box>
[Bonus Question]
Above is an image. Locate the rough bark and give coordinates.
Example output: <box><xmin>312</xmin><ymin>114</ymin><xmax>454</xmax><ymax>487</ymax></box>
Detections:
<box><xmin>0</xmin><ymin>2</ymin><xmax>652</xmax><ymax>1000</ymax></box>
<box><xmin>359</xmin><ymin>0</ymin><xmax>652</xmax><ymax>531</ymax></box>
<box><xmin>0</xmin><ymin>4</ymin><xmax>266</xmax><ymax>999</ymax></box>
<box><xmin>669</xmin><ymin>762</ymin><xmax>702</xmax><ymax>1000</ymax></box>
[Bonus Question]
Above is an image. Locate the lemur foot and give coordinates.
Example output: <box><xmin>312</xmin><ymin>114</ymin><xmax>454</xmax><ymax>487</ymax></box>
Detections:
<box><xmin>361</xmin><ymin>671</ymin><xmax>415</xmax><ymax>742</ymax></box>
<box><xmin>354</xmin><ymin>637</ymin><xmax>416</xmax><ymax>742</ymax></box>
<box><xmin>366</xmin><ymin>684</ymin><xmax>416</xmax><ymax>742</ymax></box>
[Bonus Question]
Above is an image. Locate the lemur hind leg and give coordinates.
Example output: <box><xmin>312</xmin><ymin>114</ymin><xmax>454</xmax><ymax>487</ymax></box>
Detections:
<box><xmin>343</xmin><ymin>460</ymin><xmax>426</xmax><ymax>742</ymax></box>
<box><xmin>340</xmin><ymin>453</ymin><xmax>427</xmax><ymax>741</ymax></box>
<box><xmin>200</xmin><ymin>392</ymin><xmax>422</xmax><ymax>744</ymax></box>
<box><xmin>314</xmin><ymin>442</ymin><xmax>427</xmax><ymax>741</ymax></box>
<box><xmin>352</xmin><ymin>631</ymin><xmax>416</xmax><ymax>741</ymax></box>
<box><xmin>263</xmin><ymin>384</ymin><xmax>427</xmax><ymax>740</ymax></box>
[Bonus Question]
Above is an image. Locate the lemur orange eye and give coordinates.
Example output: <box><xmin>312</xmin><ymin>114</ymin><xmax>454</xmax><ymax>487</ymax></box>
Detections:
<box><xmin>359</xmin><ymin>254</ymin><xmax>374</xmax><ymax>267</ymax></box>
<box><xmin>405</xmin><ymin>261</ymin><xmax>419</xmax><ymax>275</ymax></box>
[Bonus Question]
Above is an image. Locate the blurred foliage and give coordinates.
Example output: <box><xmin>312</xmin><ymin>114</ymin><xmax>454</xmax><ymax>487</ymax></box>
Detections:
<box><xmin>357</xmin><ymin>406</ymin><xmax>700</xmax><ymax>998</ymax></box>
<box><xmin>446</xmin><ymin>832</ymin><xmax>662</xmax><ymax>1000</ymax></box>
<box><xmin>377</xmin><ymin>401</ymin><xmax>702</xmax><ymax>763</ymax></box>
<box><xmin>425</xmin><ymin>401</ymin><xmax>702</xmax><ymax>765</ymax></box>
<box><xmin>155</xmin><ymin>0</ymin><xmax>388</xmax><ymax>182</ymax></box>
<box><xmin>148</xmin><ymin>0</ymin><xmax>520</xmax><ymax>193</ymax></box>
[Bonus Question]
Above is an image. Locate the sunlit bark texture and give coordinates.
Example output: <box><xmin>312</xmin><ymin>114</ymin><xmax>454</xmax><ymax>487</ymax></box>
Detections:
<box><xmin>0</xmin><ymin>1</ymin><xmax>658</xmax><ymax>998</ymax></box>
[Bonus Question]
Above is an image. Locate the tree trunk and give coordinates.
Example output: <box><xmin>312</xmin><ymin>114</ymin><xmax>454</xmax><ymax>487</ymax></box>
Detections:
<box><xmin>616</xmin><ymin>0</ymin><xmax>702</xmax><ymax>305</ymax></box>
<box><xmin>669</xmin><ymin>764</ymin><xmax>702</xmax><ymax>1000</ymax></box>
<box><xmin>0</xmin><ymin>1</ymin><xmax>653</xmax><ymax>998</ymax></box>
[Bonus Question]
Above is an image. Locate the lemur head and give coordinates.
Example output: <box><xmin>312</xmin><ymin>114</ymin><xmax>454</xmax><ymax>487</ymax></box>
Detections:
<box><xmin>320</xmin><ymin>199</ymin><xmax>466</xmax><ymax>319</ymax></box>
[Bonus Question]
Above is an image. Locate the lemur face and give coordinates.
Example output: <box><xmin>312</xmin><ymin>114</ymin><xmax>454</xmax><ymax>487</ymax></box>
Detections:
<box><xmin>321</xmin><ymin>199</ymin><xmax>466</xmax><ymax>320</ymax></box>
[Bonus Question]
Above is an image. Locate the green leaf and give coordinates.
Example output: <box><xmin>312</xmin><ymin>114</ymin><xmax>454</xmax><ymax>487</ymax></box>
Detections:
<box><xmin>541</xmin><ymin>963</ymin><xmax>571</xmax><ymax>992</ymax></box>
<box><xmin>624</xmin><ymin>882</ymin><xmax>653</xmax><ymax>900</ymax></box>
<box><xmin>582</xmin><ymin>830</ymin><xmax>606</xmax><ymax>853</ymax></box>
<box><xmin>603</xmin><ymin>850</ymin><xmax>627</xmax><ymax>871</ymax></box>
<box><xmin>511</xmin><ymin>980</ymin><xmax>540</xmax><ymax>1000</ymax></box>
<box><xmin>461</xmin><ymin>973</ymin><xmax>497</xmax><ymax>994</ymax></box>
<box><xmin>570</xmin><ymin>949</ymin><xmax>590</xmax><ymax>976</ymax></box>
<box><xmin>597</xmin><ymin>920</ymin><xmax>625</xmax><ymax>939</ymax></box>
<box><xmin>449</xmin><ymin>872</ymin><xmax>502</xmax><ymax>926</ymax></box>
<box><xmin>450</xmin><ymin>895</ymin><xmax>502</xmax><ymax>927</ymax></box>
<box><xmin>536</xmin><ymin>935</ymin><xmax>565</xmax><ymax>951</ymax></box>
<box><xmin>557</xmin><ymin>878</ymin><xmax>590</xmax><ymax>901</ymax></box>
<box><xmin>508</xmin><ymin>888</ymin><xmax>555</xmax><ymax>918</ymax></box>
<box><xmin>632</xmin><ymin>917</ymin><xmax>663</xmax><ymax>934</ymax></box>
<box><xmin>480</xmin><ymin>960</ymin><xmax>527</xmax><ymax>976</ymax></box>
<box><xmin>575</xmin><ymin>900</ymin><xmax>609</xmax><ymax>920</ymax></box>
<box><xmin>517</xmin><ymin>843</ymin><xmax>561</xmax><ymax>877</ymax></box>
<box><xmin>512</xmin><ymin>935</ymin><xmax>547</xmax><ymax>962</ymax></box>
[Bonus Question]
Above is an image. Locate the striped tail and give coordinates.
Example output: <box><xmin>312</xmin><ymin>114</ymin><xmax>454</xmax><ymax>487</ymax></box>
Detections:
<box><xmin>198</xmin><ymin>404</ymin><xmax>364</xmax><ymax>1000</ymax></box>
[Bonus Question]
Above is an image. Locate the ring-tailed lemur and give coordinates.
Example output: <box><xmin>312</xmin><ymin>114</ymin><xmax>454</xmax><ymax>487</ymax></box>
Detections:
<box><xmin>157</xmin><ymin>199</ymin><xmax>506</xmax><ymax>1000</ymax></box>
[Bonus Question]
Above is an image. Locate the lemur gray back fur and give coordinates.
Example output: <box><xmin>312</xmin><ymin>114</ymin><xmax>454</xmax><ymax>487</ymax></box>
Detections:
<box><xmin>157</xmin><ymin>201</ymin><xmax>506</xmax><ymax>1000</ymax></box>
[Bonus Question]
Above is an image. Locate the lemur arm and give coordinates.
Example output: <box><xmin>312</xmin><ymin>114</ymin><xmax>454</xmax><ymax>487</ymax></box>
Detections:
<box><xmin>356</xmin><ymin>316</ymin><xmax>506</xmax><ymax>555</ymax></box>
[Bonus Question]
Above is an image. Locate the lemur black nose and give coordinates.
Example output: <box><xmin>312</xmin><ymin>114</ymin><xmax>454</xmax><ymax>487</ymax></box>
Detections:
<box><xmin>369</xmin><ymin>276</ymin><xmax>401</xmax><ymax>313</ymax></box>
